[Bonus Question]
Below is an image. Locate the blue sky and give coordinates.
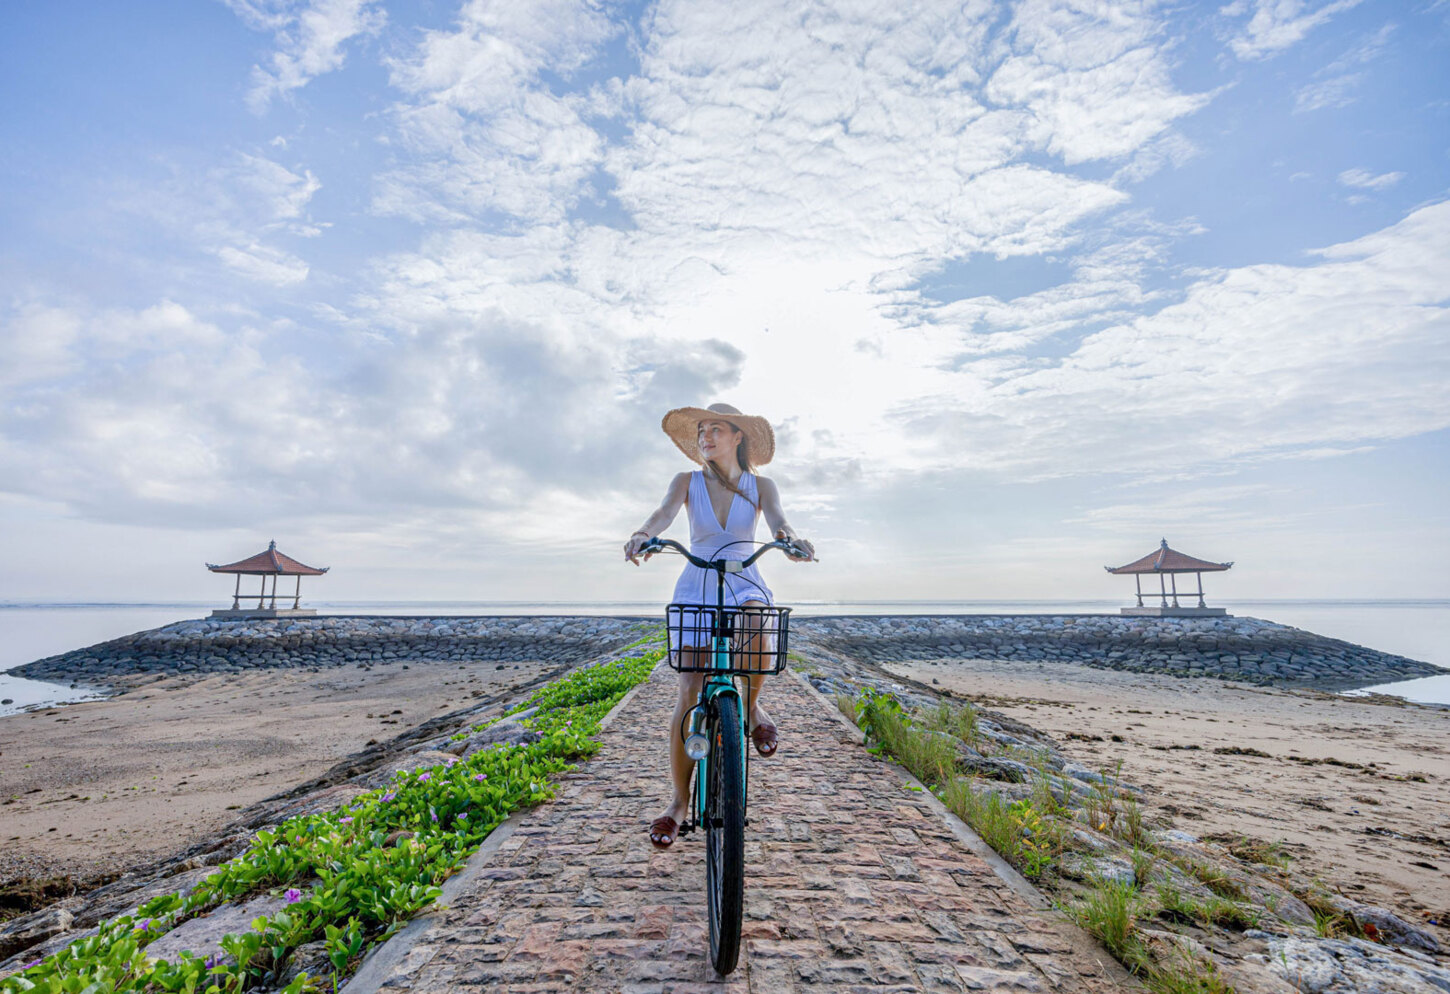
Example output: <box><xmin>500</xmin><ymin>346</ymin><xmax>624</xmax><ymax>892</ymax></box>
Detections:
<box><xmin>1</xmin><ymin>0</ymin><xmax>1447</xmax><ymax>604</ymax></box>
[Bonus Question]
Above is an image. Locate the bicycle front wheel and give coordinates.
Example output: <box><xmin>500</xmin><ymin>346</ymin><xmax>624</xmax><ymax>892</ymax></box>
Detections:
<box><xmin>705</xmin><ymin>694</ymin><xmax>746</xmax><ymax>975</ymax></box>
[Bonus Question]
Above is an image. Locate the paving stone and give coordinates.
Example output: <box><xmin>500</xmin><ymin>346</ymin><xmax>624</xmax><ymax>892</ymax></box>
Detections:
<box><xmin>351</xmin><ymin>665</ymin><xmax>1134</xmax><ymax>992</ymax></box>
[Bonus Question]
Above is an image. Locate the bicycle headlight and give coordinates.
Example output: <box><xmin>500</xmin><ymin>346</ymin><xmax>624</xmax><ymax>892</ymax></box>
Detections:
<box><xmin>684</xmin><ymin>732</ymin><xmax>710</xmax><ymax>760</ymax></box>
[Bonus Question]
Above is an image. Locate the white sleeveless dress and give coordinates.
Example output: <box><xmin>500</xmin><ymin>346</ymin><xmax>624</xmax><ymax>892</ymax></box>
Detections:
<box><xmin>670</xmin><ymin>470</ymin><xmax>775</xmax><ymax>609</ymax></box>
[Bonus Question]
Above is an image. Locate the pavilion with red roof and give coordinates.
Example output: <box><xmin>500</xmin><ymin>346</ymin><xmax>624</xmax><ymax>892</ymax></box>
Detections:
<box><xmin>207</xmin><ymin>540</ymin><xmax>329</xmax><ymax>619</ymax></box>
<box><xmin>1106</xmin><ymin>539</ymin><xmax>1233</xmax><ymax>617</ymax></box>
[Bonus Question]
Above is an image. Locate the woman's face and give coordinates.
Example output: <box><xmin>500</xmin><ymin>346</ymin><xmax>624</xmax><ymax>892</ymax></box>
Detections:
<box><xmin>697</xmin><ymin>420</ymin><xmax>742</xmax><ymax>463</ymax></box>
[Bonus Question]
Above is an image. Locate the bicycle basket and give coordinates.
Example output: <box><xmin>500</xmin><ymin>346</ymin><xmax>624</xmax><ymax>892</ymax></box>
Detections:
<box><xmin>665</xmin><ymin>604</ymin><xmax>792</xmax><ymax>674</ymax></box>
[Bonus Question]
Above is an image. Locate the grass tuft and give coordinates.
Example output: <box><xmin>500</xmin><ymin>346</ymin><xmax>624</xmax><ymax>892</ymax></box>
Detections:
<box><xmin>1068</xmin><ymin>877</ymin><xmax>1149</xmax><ymax>970</ymax></box>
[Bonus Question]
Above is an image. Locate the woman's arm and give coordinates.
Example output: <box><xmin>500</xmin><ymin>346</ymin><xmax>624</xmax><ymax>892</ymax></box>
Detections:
<box><xmin>624</xmin><ymin>472</ymin><xmax>691</xmax><ymax>565</ymax></box>
<box><xmin>757</xmin><ymin>476</ymin><xmax>815</xmax><ymax>561</ymax></box>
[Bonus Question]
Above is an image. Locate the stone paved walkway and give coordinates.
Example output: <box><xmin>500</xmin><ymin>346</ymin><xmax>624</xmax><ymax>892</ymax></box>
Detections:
<box><xmin>352</xmin><ymin>665</ymin><xmax>1136</xmax><ymax>993</ymax></box>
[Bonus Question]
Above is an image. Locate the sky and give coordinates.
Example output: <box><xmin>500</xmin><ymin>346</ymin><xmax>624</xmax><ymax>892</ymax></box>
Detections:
<box><xmin>1</xmin><ymin>0</ymin><xmax>1447</xmax><ymax>605</ymax></box>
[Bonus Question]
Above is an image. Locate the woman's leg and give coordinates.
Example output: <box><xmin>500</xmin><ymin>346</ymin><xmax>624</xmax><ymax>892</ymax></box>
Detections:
<box><xmin>655</xmin><ymin>655</ymin><xmax>705</xmax><ymax>843</ymax></box>
<box><xmin>734</xmin><ymin>600</ymin><xmax>775</xmax><ymax>737</ymax></box>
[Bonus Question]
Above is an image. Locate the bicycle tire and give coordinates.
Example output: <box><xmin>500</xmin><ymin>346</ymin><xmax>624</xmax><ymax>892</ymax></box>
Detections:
<box><xmin>705</xmin><ymin>694</ymin><xmax>746</xmax><ymax>975</ymax></box>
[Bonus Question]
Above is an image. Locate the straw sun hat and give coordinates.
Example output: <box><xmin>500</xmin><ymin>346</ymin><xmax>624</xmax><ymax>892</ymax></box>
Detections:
<box><xmin>661</xmin><ymin>403</ymin><xmax>776</xmax><ymax>466</ymax></box>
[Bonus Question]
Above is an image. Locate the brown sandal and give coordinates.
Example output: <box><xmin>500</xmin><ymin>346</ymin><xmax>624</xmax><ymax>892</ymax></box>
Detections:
<box><xmin>750</xmin><ymin>720</ymin><xmax>779</xmax><ymax>757</ymax></box>
<box><xmin>649</xmin><ymin>815</ymin><xmax>679</xmax><ymax>849</ymax></box>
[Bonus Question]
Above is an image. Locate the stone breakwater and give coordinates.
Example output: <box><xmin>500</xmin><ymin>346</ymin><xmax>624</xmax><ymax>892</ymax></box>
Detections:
<box><xmin>792</xmin><ymin>614</ymin><xmax>1444</xmax><ymax>690</ymax></box>
<box><xmin>10</xmin><ymin>616</ymin><xmax>654</xmax><ymax>687</ymax></box>
<box><xmin>10</xmin><ymin>612</ymin><xmax>1442</xmax><ymax>692</ymax></box>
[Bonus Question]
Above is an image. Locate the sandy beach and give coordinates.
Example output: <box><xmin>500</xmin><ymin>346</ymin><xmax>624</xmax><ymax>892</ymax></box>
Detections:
<box><xmin>0</xmin><ymin>658</ymin><xmax>557</xmax><ymax>889</ymax></box>
<box><xmin>887</xmin><ymin>658</ymin><xmax>1450</xmax><ymax>947</ymax></box>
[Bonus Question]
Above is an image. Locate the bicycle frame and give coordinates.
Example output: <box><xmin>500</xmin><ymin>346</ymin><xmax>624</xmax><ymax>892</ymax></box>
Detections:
<box><xmin>686</xmin><ymin>572</ymin><xmax>751</xmax><ymax>836</ymax></box>
<box><xmin>646</xmin><ymin>536</ymin><xmax>802</xmax><ymax>836</ymax></box>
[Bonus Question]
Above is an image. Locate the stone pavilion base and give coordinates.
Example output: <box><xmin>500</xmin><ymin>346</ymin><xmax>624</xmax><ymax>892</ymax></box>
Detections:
<box><xmin>1121</xmin><ymin>606</ymin><xmax>1229</xmax><ymax>617</ymax></box>
<box><xmin>209</xmin><ymin>608</ymin><xmax>318</xmax><ymax>620</ymax></box>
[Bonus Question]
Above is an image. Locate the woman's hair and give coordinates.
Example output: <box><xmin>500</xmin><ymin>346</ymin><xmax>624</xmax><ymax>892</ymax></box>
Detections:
<box><xmin>702</xmin><ymin>420</ymin><xmax>759</xmax><ymax>509</ymax></box>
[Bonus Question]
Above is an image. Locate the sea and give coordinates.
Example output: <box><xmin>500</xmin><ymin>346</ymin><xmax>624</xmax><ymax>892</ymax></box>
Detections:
<box><xmin>2</xmin><ymin>600</ymin><xmax>1448</xmax><ymax>716</ymax></box>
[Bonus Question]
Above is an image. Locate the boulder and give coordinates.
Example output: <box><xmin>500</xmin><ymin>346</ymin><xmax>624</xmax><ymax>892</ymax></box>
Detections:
<box><xmin>457</xmin><ymin>720</ymin><xmax>541</xmax><ymax>759</ymax></box>
<box><xmin>0</xmin><ymin>907</ymin><xmax>74</xmax><ymax>962</ymax></box>
<box><xmin>1330</xmin><ymin>898</ymin><xmax>1440</xmax><ymax>954</ymax></box>
<box><xmin>1058</xmin><ymin>854</ymin><xmax>1136</xmax><ymax>886</ymax></box>
<box><xmin>140</xmin><ymin>893</ymin><xmax>288</xmax><ymax>965</ymax></box>
<box><xmin>1249</xmin><ymin>935</ymin><xmax>1450</xmax><ymax>994</ymax></box>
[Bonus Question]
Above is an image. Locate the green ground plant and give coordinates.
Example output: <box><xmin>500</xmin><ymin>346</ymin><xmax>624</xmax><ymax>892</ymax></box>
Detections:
<box><xmin>844</xmin><ymin>691</ymin><xmax>1064</xmax><ymax>880</ymax></box>
<box><xmin>1068</xmin><ymin>876</ymin><xmax>1149</xmax><ymax>970</ymax></box>
<box><xmin>939</xmin><ymin>781</ymin><xmax>1062</xmax><ymax>879</ymax></box>
<box><xmin>854</xmin><ymin>690</ymin><xmax>958</xmax><ymax>787</ymax></box>
<box><xmin>1144</xmin><ymin>950</ymin><xmax>1237</xmax><ymax>994</ymax></box>
<box><xmin>2</xmin><ymin>639</ymin><xmax>666</xmax><ymax>994</ymax></box>
<box><xmin>1074</xmin><ymin>879</ymin><xmax>1242</xmax><ymax>993</ymax></box>
<box><xmin>1178</xmin><ymin>859</ymin><xmax>1248</xmax><ymax>902</ymax></box>
<box><xmin>918</xmin><ymin>698</ymin><xmax>981</xmax><ymax>750</ymax></box>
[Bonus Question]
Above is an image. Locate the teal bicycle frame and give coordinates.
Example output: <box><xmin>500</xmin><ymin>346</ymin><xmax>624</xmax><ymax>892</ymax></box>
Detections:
<box><xmin>685</xmin><ymin>622</ymin><xmax>750</xmax><ymax>830</ymax></box>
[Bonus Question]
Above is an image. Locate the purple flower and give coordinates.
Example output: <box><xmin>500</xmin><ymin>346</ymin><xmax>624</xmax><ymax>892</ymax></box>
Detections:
<box><xmin>285</xmin><ymin>888</ymin><xmax>302</xmax><ymax>904</ymax></box>
<box><xmin>430</xmin><ymin>812</ymin><xmax>438</xmax><ymax>823</ymax></box>
<box><xmin>205</xmin><ymin>956</ymin><xmax>221</xmax><ymax>970</ymax></box>
<box><xmin>134</xmin><ymin>918</ymin><xmax>152</xmax><ymax>933</ymax></box>
<box><xmin>23</xmin><ymin>959</ymin><xmax>42</xmax><ymax>970</ymax></box>
<box><xmin>339</xmin><ymin>816</ymin><xmax>353</xmax><ymax>825</ymax></box>
<box><xmin>418</xmin><ymin>772</ymin><xmax>431</xmax><ymax>783</ymax></box>
<box><xmin>381</xmin><ymin>791</ymin><xmax>396</xmax><ymax>803</ymax></box>
<box><xmin>473</xmin><ymin>773</ymin><xmax>487</xmax><ymax>782</ymax></box>
<box><xmin>457</xmin><ymin>812</ymin><xmax>468</xmax><ymax>821</ymax></box>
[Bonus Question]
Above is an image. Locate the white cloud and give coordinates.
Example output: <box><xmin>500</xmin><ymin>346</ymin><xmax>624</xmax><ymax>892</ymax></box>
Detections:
<box><xmin>1337</xmin><ymin>167</ymin><xmax>1403</xmax><ymax>190</ymax></box>
<box><xmin>986</xmin><ymin>0</ymin><xmax>1211</xmax><ymax>165</ymax></box>
<box><xmin>1221</xmin><ymin>0</ymin><xmax>1363</xmax><ymax>61</ymax></box>
<box><xmin>232</xmin><ymin>0</ymin><xmax>386</xmax><ymax>112</ymax></box>
<box><xmin>1294</xmin><ymin>22</ymin><xmax>1394</xmax><ymax>112</ymax></box>
<box><xmin>375</xmin><ymin>0</ymin><xmax>616</xmax><ymax>224</ymax></box>
<box><xmin>891</xmin><ymin>199</ymin><xmax>1450</xmax><ymax>478</ymax></box>
<box><xmin>215</xmin><ymin>242</ymin><xmax>311</xmax><ymax>285</ymax></box>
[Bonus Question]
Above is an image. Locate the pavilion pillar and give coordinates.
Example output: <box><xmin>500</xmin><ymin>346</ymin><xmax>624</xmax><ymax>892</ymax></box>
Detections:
<box><xmin>232</xmin><ymin>574</ymin><xmax>241</xmax><ymax>610</ymax></box>
<box><xmin>1134</xmin><ymin>575</ymin><xmax>1143</xmax><ymax>607</ymax></box>
<box><xmin>1170</xmin><ymin>573</ymin><xmax>1179</xmax><ymax>608</ymax></box>
<box><xmin>1159</xmin><ymin>573</ymin><xmax>1167</xmax><ymax>607</ymax></box>
<box><xmin>258</xmin><ymin>576</ymin><xmax>266</xmax><ymax>608</ymax></box>
<box><xmin>269</xmin><ymin>575</ymin><xmax>278</xmax><ymax>609</ymax></box>
<box><xmin>293</xmin><ymin>575</ymin><xmax>302</xmax><ymax>610</ymax></box>
<box><xmin>1197</xmin><ymin>572</ymin><xmax>1205</xmax><ymax>609</ymax></box>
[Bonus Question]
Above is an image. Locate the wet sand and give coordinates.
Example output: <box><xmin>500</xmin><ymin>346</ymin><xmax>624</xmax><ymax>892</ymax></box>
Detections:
<box><xmin>0</xmin><ymin>659</ymin><xmax>556</xmax><ymax>886</ymax></box>
<box><xmin>887</xmin><ymin>658</ymin><xmax>1450</xmax><ymax>946</ymax></box>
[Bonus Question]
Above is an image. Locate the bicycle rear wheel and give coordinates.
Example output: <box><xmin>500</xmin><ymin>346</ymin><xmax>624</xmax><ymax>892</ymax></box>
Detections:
<box><xmin>705</xmin><ymin>694</ymin><xmax>746</xmax><ymax>975</ymax></box>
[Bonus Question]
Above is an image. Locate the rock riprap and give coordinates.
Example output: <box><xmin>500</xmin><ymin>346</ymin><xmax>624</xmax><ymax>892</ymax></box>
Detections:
<box><xmin>12</xmin><ymin>612</ymin><xmax>1441</xmax><ymax>693</ymax></box>
<box><xmin>9</xmin><ymin>616</ymin><xmax>653</xmax><ymax>686</ymax></box>
<box><xmin>794</xmin><ymin>614</ymin><xmax>1444</xmax><ymax>690</ymax></box>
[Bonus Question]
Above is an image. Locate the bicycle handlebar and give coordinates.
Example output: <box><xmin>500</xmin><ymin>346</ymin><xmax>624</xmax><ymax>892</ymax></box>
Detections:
<box><xmin>641</xmin><ymin>536</ymin><xmax>816</xmax><ymax>569</ymax></box>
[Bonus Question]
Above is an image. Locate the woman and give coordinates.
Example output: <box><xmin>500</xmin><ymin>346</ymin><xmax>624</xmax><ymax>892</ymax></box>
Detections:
<box><xmin>624</xmin><ymin>403</ymin><xmax>815</xmax><ymax>849</ymax></box>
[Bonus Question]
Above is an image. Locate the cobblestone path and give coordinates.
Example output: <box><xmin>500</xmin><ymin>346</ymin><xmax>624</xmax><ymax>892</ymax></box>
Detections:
<box><xmin>353</xmin><ymin>666</ymin><xmax>1134</xmax><ymax>993</ymax></box>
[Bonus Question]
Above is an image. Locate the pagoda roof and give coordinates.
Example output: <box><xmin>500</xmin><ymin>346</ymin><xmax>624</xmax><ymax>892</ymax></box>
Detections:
<box><xmin>1106</xmin><ymin>539</ymin><xmax>1232</xmax><ymax>575</ymax></box>
<box><xmin>207</xmin><ymin>540</ymin><xmax>328</xmax><ymax>576</ymax></box>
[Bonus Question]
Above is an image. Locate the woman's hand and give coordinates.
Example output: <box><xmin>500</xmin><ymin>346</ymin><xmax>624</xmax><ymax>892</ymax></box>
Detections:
<box><xmin>624</xmin><ymin>531</ymin><xmax>653</xmax><ymax>565</ymax></box>
<box><xmin>776</xmin><ymin>528</ymin><xmax>816</xmax><ymax>562</ymax></box>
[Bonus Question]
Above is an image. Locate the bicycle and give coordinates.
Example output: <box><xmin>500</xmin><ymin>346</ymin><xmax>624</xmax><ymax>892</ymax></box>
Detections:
<box><xmin>639</xmin><ymin>534</ymin><xmax>810</xmax><ymax>975</ymax></box>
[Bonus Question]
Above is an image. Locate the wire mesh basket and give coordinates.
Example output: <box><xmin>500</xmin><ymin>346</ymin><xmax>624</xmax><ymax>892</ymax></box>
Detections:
<box><xmin>665</xmin><ymin>604</ymin><xmax>792</xmax><ymax>674</ymax></box>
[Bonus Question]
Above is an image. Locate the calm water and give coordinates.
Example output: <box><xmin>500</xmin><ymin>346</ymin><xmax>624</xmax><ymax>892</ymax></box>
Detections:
<box><xmin>2</xmin><ymin>600</ymin><xmax>1447</xmax><ymax>714</ymax></box>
